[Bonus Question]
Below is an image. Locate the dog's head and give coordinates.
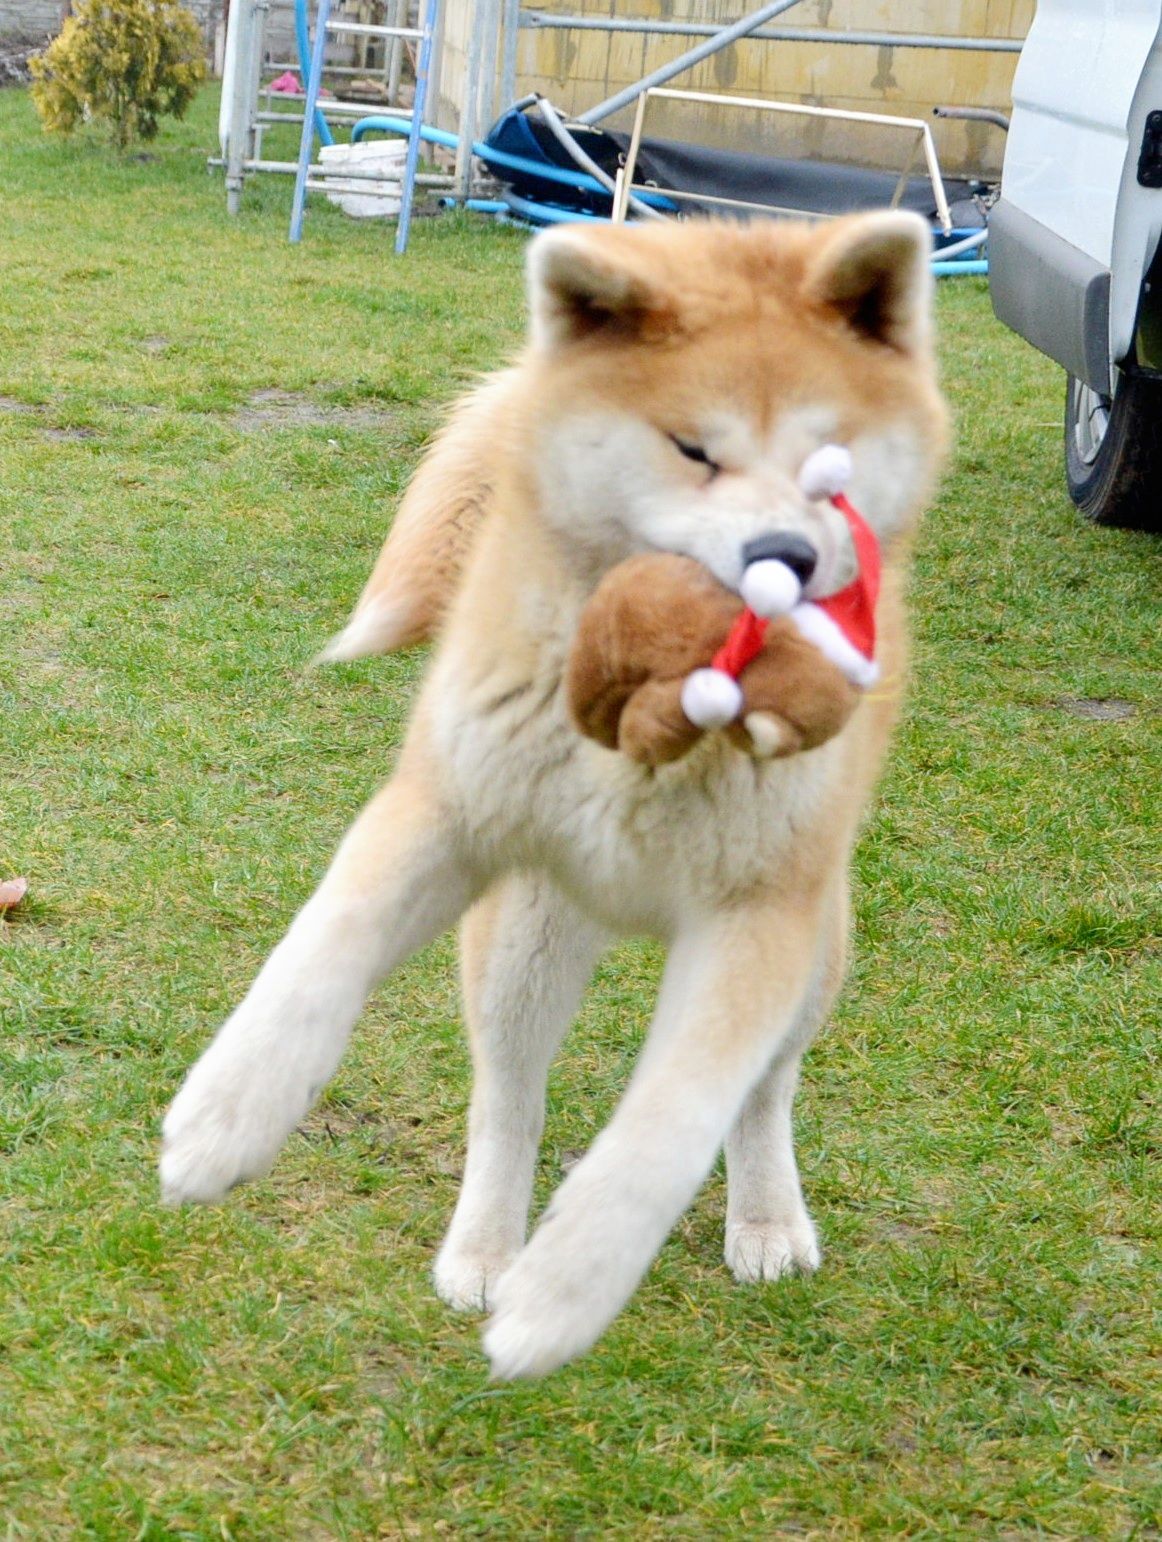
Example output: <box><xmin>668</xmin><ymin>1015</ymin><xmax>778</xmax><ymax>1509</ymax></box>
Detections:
<box><xmin>520</xmin><ymin>214</ymin><xmax>949</xmax><ymax>598</ymax></box>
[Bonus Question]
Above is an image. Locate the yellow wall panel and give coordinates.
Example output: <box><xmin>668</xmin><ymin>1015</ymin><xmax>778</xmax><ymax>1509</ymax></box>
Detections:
<box><xmin>569</xmin><ymin>31</ymin><xmax>613</xmax><ymax>85</ymax></box>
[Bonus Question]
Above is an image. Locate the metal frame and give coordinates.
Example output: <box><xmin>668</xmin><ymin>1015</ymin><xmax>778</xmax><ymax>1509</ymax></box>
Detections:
<box><xmin>521</xmin><ymin>11</ymin><xmax>1022</xmax><ymax>55</ymax></box>
<box><xmin>454</xmin><ymin>0</ymin><xmax>503</xmax><ymax>195</ymax></box>
<box><xmin>220</xmin><ymin>0</ymin><xmax>451</xmax><ymax>217</ymax></box>
<box><xmin>218</xmin><ymin>0</ymin><xmax>1021</xmax><ymax>230</ymax></box>
<box><xmin>288</xmin><ymin>0</ymin><xmax>440</xmax><ymax>253</ymax></box>
<box><xmin>222</xmin><ymin>0</ymin><xmax>268</xmax><ymax>215</ymax></box>
<box><xmin>437</xmin><ymin>0</ymin><xmax>809</xmax><ymax>204</ymax></box>
<box><xmin>611</xmin><ymin>86</ymin><xmax>954</xmax><ymax>234</ymax></box>
<box><xmin>450</xmin><ymin>0</ymin><xmax>1020</xmax><ymax>209</ymax></box>
<box><xmin>579</xmin><ymin>0</ymin><xmax>808</xmax><ymax>127</ymax></box>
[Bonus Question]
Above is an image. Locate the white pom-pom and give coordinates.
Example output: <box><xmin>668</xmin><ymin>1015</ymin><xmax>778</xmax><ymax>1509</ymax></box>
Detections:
<box><xmin>681</xmin><ymin>668</ymin><xmax>744</xmax><ymax>729</ymax></box>
<box><xmin>740</xmin><ymin>558</ymin><xmax>801</xmax><ymax>619</ymax></box>
<box><xmin>798</xmin><ymin>444</ymin><xmax>853</xmax><ymax>502</ymax></box>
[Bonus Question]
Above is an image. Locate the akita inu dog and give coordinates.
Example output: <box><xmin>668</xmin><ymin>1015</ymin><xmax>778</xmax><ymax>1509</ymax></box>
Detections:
<box><xmin>161</xmin><ymin>213</ymin><xmax>948</xmax><ymax>1379</ymax></box>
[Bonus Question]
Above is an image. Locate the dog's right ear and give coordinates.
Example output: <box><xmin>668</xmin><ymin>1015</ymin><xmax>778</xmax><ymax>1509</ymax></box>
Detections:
<box><xmin>528</xmin><ymin>227</ymin><xmax>676</xmax><ymax>350</ymax></box>
<box><xmin>802</xmin><ymin>211</ymin><xmax>934</xmax><ymax>355</ymax></box>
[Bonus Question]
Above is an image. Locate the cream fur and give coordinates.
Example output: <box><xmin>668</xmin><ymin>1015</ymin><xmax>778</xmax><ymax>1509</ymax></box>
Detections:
<box><xmin>161</xmin><ymin>213</ymin><xmax>949</xmax><ymax>1380</ymax></box>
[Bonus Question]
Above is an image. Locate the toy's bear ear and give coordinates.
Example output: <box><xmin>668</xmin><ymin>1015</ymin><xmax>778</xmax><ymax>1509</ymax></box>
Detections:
<box><xmin>803</xmin><ymin>211</ymin><xmax>934</xmax><ymax>354</ymax></box>
<box><xmin>527</xmin><ymin>226</ymin><xmax>677</xmax><ymax>350</ymax></box>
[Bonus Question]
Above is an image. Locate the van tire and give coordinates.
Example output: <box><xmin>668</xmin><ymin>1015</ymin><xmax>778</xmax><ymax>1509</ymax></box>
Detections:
<box><xmin>1064</xmin><ymin>372</ymin><xmax>1162</xmax><ymax>531</ymax></box>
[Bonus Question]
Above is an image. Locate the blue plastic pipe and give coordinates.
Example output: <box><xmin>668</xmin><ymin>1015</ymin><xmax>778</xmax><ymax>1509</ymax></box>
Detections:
<box><xmin>295</xmin><ymin>0</ymin><xmax>333</xmax><ymax>147</ymax></box>
<box><xmin>932</xmin><ymin>259</ymin><xmax>989</xmax><ymax>277</ymax></box>
<box><xmin>289</xmin><ymin>0</ymin><xmax>332</xmax><ymax>240</ymax></box>
<box><xmin>500</xmin><ymin>189</ymin><xmax>609</xmax><ymax>224</ymax></box>
<box><xmin>394</xmin><ymin>0</ymin><xmax>438</xmax><ymax>255</ymax></box>
<box><xmin>352</xmin><ymin>113</ymin><xmax>457</xmax><ymax>147</ymax></box>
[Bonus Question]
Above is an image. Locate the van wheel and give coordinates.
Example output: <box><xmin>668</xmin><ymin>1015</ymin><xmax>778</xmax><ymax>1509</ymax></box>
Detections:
<box><xmin>1064</xmin><ymin>372</ymin><xmax>1162</xmax><ymax>531</ymax></box>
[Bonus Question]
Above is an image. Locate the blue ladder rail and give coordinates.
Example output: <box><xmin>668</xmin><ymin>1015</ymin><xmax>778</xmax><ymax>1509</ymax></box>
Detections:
<box><xmin>289</xmin><ymin>0</ymin><xmax>438</xmax><ymax>255</ymax></box>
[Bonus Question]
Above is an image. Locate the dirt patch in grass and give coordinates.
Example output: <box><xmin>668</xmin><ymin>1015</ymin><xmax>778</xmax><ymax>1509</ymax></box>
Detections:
<box><xmin>0</xmin><ymin>390</ymin><xmax>399</xmax><ymax>436</ymax></box>
<box><xmin>41</xmin><ymin>426</ymin><xmax>96</xmax><ymax>442</ymax></box>
<box><xmin>1055</xmin><ymin>696</ymin><xmax>1138</xmax><ymax>721</ymax></box>
<box><xmin>357</xmin><ymin>1342</ymin><xmax>414</xmax><ymax>1402</ymax></box>
<box><xmin>232</xmin><ymin>389</ymin><xmax>402</xmax><ymax>432</ymax></box>
<box><xmin>0</xmin><ymin>397</ymin><xmax>97</xmax><ymax>440</ymax></box>
<box><xmin>299</xmin><ymin>1105</ymin><xmax>399</xmax><ymax>1159</ymax></box>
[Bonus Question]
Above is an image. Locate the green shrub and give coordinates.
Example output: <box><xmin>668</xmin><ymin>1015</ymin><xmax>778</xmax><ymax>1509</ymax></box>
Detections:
<box><xmin>30</xmin><ymin>0</ymin><xmax>206</xmax><ymax>149</ymax></box>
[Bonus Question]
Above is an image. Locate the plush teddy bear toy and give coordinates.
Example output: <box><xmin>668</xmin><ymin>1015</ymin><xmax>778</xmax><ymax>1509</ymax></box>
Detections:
<box><xmin>566</xmin><ymin>445</ymin><xmax>881</xmax><ymax>767</ymax></box>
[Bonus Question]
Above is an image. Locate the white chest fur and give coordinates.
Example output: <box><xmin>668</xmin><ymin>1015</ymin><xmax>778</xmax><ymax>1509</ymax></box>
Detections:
<box><xmin>425</xmin><ymin>638</ymin><xmax>846</xmax><ymax>938</ymax></box>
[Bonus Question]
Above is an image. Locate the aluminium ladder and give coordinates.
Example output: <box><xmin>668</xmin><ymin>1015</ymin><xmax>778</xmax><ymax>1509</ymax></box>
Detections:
<box><xmin>289</xmin><ymin>0</ymin><xmax>439</xmax><ymax>255</ymax></box>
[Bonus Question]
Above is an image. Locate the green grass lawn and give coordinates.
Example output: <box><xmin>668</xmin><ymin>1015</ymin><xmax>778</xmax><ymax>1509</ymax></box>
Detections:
<box><xmin>1</xmin><ymin>85</ymin><xmax>1159</xmax><ymax>1539</ymax></box>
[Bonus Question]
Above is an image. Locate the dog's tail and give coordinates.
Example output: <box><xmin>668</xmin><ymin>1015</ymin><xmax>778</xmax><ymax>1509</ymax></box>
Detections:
<box><xmin>316</xmin><ymin>370</ymin><xmax>516</xmax><ymax>662</ymax></box>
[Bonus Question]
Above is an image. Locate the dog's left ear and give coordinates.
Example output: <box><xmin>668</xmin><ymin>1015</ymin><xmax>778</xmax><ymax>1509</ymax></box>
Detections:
<box><xmin>803</xmin><ymin>211</ymin><xmax>933</xmax><ymax>355</ymax></box>
<box><xmin>527</xmin><ymin>227</ymin><xmax>676</xmax><ymax>350</ymax></box>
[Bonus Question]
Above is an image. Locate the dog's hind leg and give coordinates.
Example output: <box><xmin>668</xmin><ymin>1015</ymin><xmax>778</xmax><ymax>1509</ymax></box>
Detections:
<box><xmin>160</xmin><ymin>766</ymin><xmax>480</xmax><ymax>1206</ymax></box>
<box><xmin>724</xmin><ymin>880</ymin><xmax>849</xmax><ymax>1282</ymax></box>
<box><xmin>435</xmin><ymin>873</ymin><xmax>608</xmax><ymax>1313</ymax></box>
<box><xmin>482</xmin><ymin>895</ymin><xmax>831</xmax><ymax>1380</ymax></box>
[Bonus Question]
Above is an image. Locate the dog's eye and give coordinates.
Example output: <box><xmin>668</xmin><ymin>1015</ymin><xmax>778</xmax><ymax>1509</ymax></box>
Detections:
<box><xmin>669</xmin><ymin>436</ymin><xmax>720</xmax><ymax>474</ymax></box>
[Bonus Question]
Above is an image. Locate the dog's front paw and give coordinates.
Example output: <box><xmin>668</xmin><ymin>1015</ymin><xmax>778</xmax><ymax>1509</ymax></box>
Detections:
<box><xmin>724</xmin><ymin>1216</ymin><xmax>821</xmax><ymax>1283</ymax></box>
<box><xmin>160</xmin><ymin>1034</ymin><xmax>309</xmax><ymax>1205</ymax></box>
<box><xmin>483</xmin><ymin>1262</ymin><xmax>602</xmax><ymax>1381</ymax></box>
<box><xmin>482</xmin><ymin>1221</ymin><xmax>635</xmax><ymax>1380</ymax></box>
<box><xmin>433</xmin><ymin>1242</ymin><xmax>517</xmax><ymax>1315</ymax></box>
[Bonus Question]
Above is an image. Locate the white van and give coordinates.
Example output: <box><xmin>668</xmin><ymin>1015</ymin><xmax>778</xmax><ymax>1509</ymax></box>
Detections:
<box><xmin>990</xmin><ymin>0</ymin><xmax>1162</xmax><ymax>530</ymax></box>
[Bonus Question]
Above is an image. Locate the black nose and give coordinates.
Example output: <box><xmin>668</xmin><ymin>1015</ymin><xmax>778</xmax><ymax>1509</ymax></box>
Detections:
<box><xmin>741</xmin><ymin>532</ymin><xmax>818</xmax><ymax>584</ymax></box>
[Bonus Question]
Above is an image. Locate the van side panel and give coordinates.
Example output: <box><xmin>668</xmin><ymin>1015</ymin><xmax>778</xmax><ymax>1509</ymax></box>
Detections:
<box><xmin>998</xmin><ymin>0</ymin><xmax>1162</xmax><ymax>379</ymax></box>
<box><xmin>990</xmin><ymin>202</ymin><xmax>1112</xmax><ymax>392</ymax></box>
